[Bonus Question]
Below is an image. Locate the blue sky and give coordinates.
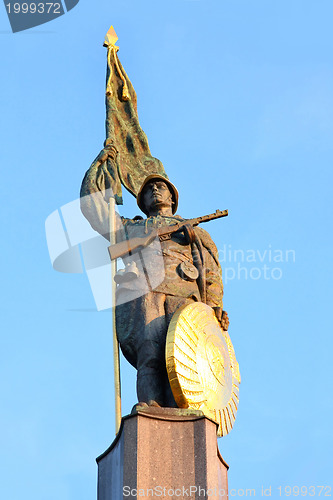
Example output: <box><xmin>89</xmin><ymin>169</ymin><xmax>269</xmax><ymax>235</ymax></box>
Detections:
<box><xmin>1</xmin><ymin>1</ymin><xmax>332</xmax><ymax>499</ymax></box>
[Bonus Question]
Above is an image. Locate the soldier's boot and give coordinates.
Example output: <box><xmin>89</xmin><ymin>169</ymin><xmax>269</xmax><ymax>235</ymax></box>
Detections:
<box><xmin>136</xmin><ymin>369</ymin><xmax>164</xmax><ymax>407</ymax></box>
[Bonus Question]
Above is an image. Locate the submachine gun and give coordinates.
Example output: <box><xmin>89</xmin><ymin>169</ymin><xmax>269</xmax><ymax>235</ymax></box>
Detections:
<box><xmin>108</xmin><ymin>209</ymin><xmax>228</xmax><ymax>261</ymax></box>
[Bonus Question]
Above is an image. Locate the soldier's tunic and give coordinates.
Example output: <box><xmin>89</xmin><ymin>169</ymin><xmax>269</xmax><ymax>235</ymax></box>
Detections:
<box><xmin>115</xmin><ymin>214</ymin><xmax>223</xmax><ymax>406</ymax></box>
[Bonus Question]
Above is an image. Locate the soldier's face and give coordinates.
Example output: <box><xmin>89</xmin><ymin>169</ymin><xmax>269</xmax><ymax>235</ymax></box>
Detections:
<box><xmin>142</xmin><ymin>180</ymin><xmax>173</xmax><ymax>213</ymax></box>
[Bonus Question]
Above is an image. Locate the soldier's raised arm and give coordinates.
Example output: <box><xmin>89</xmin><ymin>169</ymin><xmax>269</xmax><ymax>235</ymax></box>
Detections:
<box><xmin>80</xmin><ymin>143</ymin><xmax>125</xmax><ymax>240</ymax></box>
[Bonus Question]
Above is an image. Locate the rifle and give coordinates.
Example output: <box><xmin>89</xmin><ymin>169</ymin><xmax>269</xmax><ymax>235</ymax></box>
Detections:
<box><xmin>108</xmin><ymin>209</ymin><xmax>228</xmax><ymax>261</ymax></box>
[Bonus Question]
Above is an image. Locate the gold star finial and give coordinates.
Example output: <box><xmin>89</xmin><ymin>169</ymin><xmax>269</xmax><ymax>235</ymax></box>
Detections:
<box><xmin>104</xmin><ymin>25</ymin><xmax>130</xmax><ymax>101</ymax></box>
<box><xmin>104</xmin><ymin>25</ymin><xmax>118</xmax><ymax>47</ymax></box>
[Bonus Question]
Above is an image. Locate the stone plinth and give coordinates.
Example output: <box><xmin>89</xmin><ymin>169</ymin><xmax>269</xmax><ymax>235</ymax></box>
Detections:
<box><xmin>96</xmin><ymin>408</ymin><xmax>228</xmax><ymax>499</ymax></box>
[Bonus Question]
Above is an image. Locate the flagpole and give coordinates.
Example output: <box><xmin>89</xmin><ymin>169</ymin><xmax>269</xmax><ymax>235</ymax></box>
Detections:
<box><xmin>109</xmin><ymin>195</ymin><xmax>122</xmax><ymax>434</ymax></box>
<box><xmin>105</xmin><ymin>25</ymin><xmax>122</xmax><ymax>435</ymax></box>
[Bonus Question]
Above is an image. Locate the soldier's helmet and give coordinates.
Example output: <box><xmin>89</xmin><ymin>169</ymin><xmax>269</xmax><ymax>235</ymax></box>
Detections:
<box><xmin>137</xmin><ymin>174</ymin><xmax>179</xmax><ymax>215</ymax></box>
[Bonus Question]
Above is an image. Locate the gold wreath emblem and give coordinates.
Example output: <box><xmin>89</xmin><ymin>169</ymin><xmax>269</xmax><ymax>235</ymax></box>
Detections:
<box><xmin>166</xmin><ymin>302</ymin><xmax>241</xmax><ymax>437</ymax></box>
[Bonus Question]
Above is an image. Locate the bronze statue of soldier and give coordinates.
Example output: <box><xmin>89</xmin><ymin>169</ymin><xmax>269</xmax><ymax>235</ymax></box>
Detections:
<box><xmin>81</xmin><ymin>144</ymin><xmax>229</xmax><ymax>409</ymax></box>
<box><xmin>79</xmin><ymin>29</ymin><xmax>232</xmax><ymax>413</ymax></box>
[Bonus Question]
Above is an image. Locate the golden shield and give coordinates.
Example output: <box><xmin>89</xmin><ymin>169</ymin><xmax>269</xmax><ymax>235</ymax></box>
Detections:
<box><xmin>166</xmin><ymin>302</ymin><xmax>241</xmax><ymax>437</ymax></box>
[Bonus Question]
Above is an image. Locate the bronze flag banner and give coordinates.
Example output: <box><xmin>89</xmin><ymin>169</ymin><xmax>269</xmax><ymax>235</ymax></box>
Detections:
<box><xmin>81</xmin><ymin>26</ymin><xmax>167</xmax><ymax>206</ymax></box>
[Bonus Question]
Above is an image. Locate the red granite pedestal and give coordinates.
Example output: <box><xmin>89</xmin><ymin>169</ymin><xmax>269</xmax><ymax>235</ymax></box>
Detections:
<box><xmin>96</xmin><ymin>408</ymin><xmax>228</xmax><ymax>499</ymax></box>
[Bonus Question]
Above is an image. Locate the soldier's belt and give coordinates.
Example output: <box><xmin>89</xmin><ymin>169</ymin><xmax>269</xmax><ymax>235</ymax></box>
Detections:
<box><xmin>161</xmin><ymin>249</ymin><xmax>192</xmax><ymax>263</ymax></box>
